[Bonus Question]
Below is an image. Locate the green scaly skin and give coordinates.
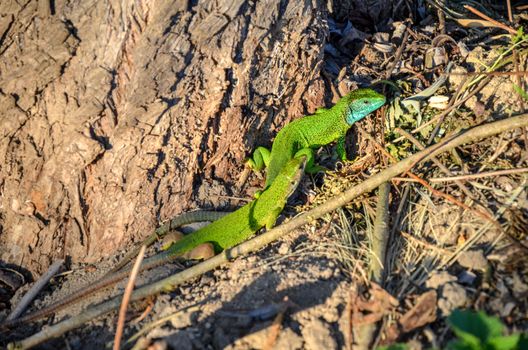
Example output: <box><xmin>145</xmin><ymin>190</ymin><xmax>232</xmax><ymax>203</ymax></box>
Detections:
<box><xmin>247</xmin><ymin>88</ymin><xmax>386</xmax><ymax>189</ymax></box>
<box><xmin>3</xmin><ymin>156</ymin><xmax>307</xmax><ymax>327</ymax></box>
<box><xmin>109</xmin><ymin>211</ymin><xmax>230</xmax><ymax>274</ymax></box>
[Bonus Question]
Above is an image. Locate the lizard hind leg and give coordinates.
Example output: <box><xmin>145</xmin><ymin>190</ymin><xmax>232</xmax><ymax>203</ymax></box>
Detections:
<box><xmin>245</xmin><ymin>146</ymin><xmax>271</xmax><ymax>171</ymax></box>
<box><xmin>246</xmin><ymin>147</ymin><xmax>271</xmax><ymax>199</ymax></box>
<box><xmin>293</xmin><ymin>148</ymin><xmax>325</xmax><ymax>174</ymax></box>
<box><xmin>264</xmin><ymin>207</ymin><xmax>284</xmax><ymax>230</ymax></box>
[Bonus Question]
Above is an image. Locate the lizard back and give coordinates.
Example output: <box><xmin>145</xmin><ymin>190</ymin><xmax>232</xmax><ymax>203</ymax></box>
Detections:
<box><xmin>263</xmin><ymin>88</ymin><xmax>385</xmax><ymax>187</ymax></box>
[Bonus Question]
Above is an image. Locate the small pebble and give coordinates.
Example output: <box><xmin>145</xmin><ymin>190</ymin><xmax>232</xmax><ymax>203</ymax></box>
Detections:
<box><xmin>169</xmin><ymin>312</ymin><xmax>193</xmax><ymax>328</ymax></box>
<box><xmin>457</xmin><ymin>250</ymin><xmax>488</xmax><ymax>271</ymax></box>
<box><xmin>426</xmin><ymin>271</ymin><xmax>457</xmax><ymax>289</ymax></box>
<box><xmin>438</xmin><ymin>282</ymin><xmax>468</xmax><ymax>316</ymax></box>
<box><xmin>501</xmin><ymin>302</ymin><xmax>516</xmax><ymax>317</ymax></box>
<box><xmin>320</xmin><ymin>267</ymin><xmax>334</xmax><ymax>280</ymax></box>
<box><xmin>278</xmin><ymin>243</ymin><xmax>290</xmax><ymax>255</ymax></box>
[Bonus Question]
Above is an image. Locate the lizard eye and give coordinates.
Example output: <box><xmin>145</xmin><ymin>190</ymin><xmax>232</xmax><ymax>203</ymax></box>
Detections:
<box><xmin>363</xmin><ymin>100</ymin><xmax>370</xmax><ymax>105</ymax></box>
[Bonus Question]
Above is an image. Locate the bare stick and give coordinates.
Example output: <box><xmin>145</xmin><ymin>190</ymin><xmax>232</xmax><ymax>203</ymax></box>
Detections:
<box><xmin>395</xmin><ymin>168</ymin><xmax>528</xmax><ymax>183</ymax></box>
<box><xmin>11</xmin><ymin>113</ymin><xmax>528</xmax><ymax>349</ymax></box>
<box><xmin>369</xmin><ymin>183</ymin><xmax>391</xmax><ymax>284</ymax></box>
<box><xmin>6</xmin><ymin>260</ymin><xmax>64</xmax><ymax>321</ymax></box>
<box><xmin>356</xmin><ymin>182</ymin><xmax>391</xmax><ymax>350</ymax></box>
<box><xmin>463</xmin><ymin>5</ymin><xmax>517</xmax><ymax>35</ymax></box>
<box><xmin>430</xmin><ymin>167</ymin><xmax>528</xmax><ymax>182</ymax></box>
<box><xmin>384</xmin><ymin>29</ymin><xmax>408</xmax><ymax>80</ymax></box>
<box><xmin>113</xmin><ymin>245</ymin><xmax>146</xmax><ymax>350</ymax></box>
<box><xmin>448</xmin><ymin>71</ymin><xmax>528</xmax><ymax>77</ymax></box>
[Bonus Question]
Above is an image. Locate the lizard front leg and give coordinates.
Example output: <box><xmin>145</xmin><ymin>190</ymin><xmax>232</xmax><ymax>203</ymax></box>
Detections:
<box><xmin>336</xmin><ymin>136</ymin><xmax>348</xmax><ymax>161</ymax></box>
<box><xmin>245</xmin><ymin>146</ymin><xmax>271</xmax><ymax>171</ymax></box>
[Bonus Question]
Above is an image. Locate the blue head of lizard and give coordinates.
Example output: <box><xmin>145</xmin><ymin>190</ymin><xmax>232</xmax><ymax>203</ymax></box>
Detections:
<box><xmin>341</xmin><ymin>88</ymin><xmax>386</xmax><ymax>125</ymax></box>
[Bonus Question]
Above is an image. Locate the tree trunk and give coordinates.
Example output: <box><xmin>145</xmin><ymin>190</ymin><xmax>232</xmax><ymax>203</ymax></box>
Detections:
<box><xmin>0</xmin><ymin>0</ymin><xmax>332</xmax><ymax>273</ymax></box>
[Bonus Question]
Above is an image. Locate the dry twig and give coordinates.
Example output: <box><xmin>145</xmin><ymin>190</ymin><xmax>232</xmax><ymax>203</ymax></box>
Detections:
<box><xmin>6</xmin><ymin>260</ymin><xmax>64</xmax><ymax>322</ymax></box>
<box><xmin>113</xmin><ymin>245</ymin><xmax>146</xmax><ymax>350</ymax></box>
<box><xmin>370</xmin><ymin>183</ymin><xmax>391</xmax><ymax>284</ymax></box>
<box><xmin>463</xmin><ymin>5</ymin><xmax>517</xmax><ymax>35</ymax></box>
<box><xmin>430</xmin><ymin>167</ymin><xmax>528</xmax><ymax>182</ymax></box>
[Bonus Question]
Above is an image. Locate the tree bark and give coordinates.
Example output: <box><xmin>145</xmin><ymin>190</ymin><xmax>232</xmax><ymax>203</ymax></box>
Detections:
<box><xmin>0</xmin><ymin>0</ymin><xmax>331</xmax><ymax>273</ymax></box>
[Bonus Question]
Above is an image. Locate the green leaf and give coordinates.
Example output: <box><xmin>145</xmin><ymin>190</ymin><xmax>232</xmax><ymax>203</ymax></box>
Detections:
<box><xmin>487</xmin><ymin>334</ymin><xmax>520</xmax><ymax>350</ymax></box>
<box><xmin>377</xmin><ymin>344</ymin><xmax>408</xmax><ymax>350</ymax></box>
<box><xmin>446</xmin><ymin>339</ymin><xmax>480</xmax><ymax>350</ymax></box>
<box><xmin>447</xmin><ymin>309</ymin><xmax>504</xmax><ymax>343</ymax></box>
<box><xmin>386</xmin><ymin>144</ymin><xmax>399</xmax><ymax>160</ymax></box>
<box><xmin>518</xmin><ymin>333</ymin><xmax>528</xmax><ymax>349</ymax></box>
<box><xmin>418</xmin><ymin>124</ymin><xmax>434</xmax><ymax>139</ymax></box>
<box><xmin>512</xmin><ymin>27</ymin><xmax>525</xmax><ymax>44</ymax></box>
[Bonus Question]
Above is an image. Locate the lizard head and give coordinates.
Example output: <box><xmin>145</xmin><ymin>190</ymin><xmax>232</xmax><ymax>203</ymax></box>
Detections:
<box><xmin>341</xmin><ymin>88</ymin><xmax>386</xmax><ymax>125</ymax></box>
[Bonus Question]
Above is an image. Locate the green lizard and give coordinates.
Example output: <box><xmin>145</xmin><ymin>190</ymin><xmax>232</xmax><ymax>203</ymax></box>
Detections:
<box><xmin>5</xmin><ymin>88</ymin><xmax>385</xmax><ymax>327</ymax></box>
<box><xmin>109</xmin><ymin>211</ymin><xmax>230</xmax><ymax>274</ymax></box>
<box><xmin>246</xmin><ymin>88</ymin><xmax>386</xmax><ymax>189</ymax></box>
<box><xmin>4</xmin><ymin>156</ymin><xmax>307</xmax><ymax>326</ymax></box>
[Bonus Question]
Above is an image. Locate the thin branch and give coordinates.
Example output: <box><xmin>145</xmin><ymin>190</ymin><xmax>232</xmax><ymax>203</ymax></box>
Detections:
<box><xmin>430</xmin><ymin>167</ymin><xmax>528</xmax><ymax>182</ymax></box>
<box><xmin>369</xmin><ymin>183</ymin><xmax>391</xmax><ymax>285</ymax></box>
<box><xmin>11</xmin><ymin>113</ymin><xmax>528</xmax><ymax>350</ymax></box>
<box><xmin>356</xmin><ymin>182</ymin><xmax>391</xmax><ymax>350</ymax></box>
<box><xmin>384</xmin><ymin>29</ymin><xmax>408</xmax><ymax>80</ymax></box>
<box><xmin>113</xmin><ymin>245</ymin><xmax>146</xmax><ymax>350</ymax></box>
<box><xmin>448</xmin><ymin>71</ymin><xmax>528</xmax><ymax>77</ymax></box>
<box><xmin>6</xmin><ymin>260</ymin><xmax>64</xmax><ymax>321</ymax></box>
<box><xmin>394</xmin><ymin>168</ymin><xmax>528</xmax><ymax>183</ymax></box>
<box><xmin>463</xmin><ymin>5</ymin><xmax>517</xmax><ymax>35</ymax></box>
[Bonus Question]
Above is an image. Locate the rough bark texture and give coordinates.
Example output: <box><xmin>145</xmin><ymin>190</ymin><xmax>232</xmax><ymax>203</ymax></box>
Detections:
<box><xmin>0</xmin><ymin>0</ymin><xmax>331</xmax><ymax>273</ymax></box>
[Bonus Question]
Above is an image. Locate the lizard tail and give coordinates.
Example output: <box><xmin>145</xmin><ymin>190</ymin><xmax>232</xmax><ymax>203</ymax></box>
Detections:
<box><xmin>1</xmin><ymin>251</ymin><xmax>176</xmax><ymax>328</ymax></box>
<box><xmin>2</xmin><ymin>211</ymin><xmax>227</xmax><ymax>328</ymax></box>
<box><xmin>109</xmin><ymin>211</ymin><xmax>228</xmax><ymax>273</ymax></box>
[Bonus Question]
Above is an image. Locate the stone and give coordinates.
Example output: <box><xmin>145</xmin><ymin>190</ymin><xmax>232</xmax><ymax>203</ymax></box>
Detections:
<box><xmin>457</xmin><ymin>250</ymin><xmax>488</xmax><ymax>271</ymax></box>
<box><xmin>425</xmin><ymin>271</ymin><xmax>457</xmax><ymax>289</ymax></box>
<box><xmin>438</xmin><ymin>282</ymin><xmax>468</xmax><ymax>316</ymax></box>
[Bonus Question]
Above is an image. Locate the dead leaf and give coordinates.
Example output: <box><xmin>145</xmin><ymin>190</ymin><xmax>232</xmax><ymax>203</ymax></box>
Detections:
<box><xmin>351</xmin><ymin>283</ymin><xmax>399</xmax><ymax>326</ymax></box>
<box><xmin>384</xmin><ymin>290</ymin><xmax>438</xmax><ymax>343</ymax></box>
<box><xmin>399</xmin><ymin>290</ymin><xmax>437</xmax><ymax>332</ymax></box>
